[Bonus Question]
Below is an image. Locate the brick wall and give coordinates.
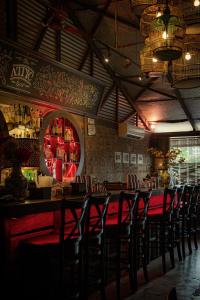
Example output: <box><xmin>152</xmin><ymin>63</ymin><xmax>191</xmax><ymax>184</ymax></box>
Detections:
<box><xmin>84</xmin><ymin>118</ymin><xmax>152</xmax><ymax>183</ymax></box>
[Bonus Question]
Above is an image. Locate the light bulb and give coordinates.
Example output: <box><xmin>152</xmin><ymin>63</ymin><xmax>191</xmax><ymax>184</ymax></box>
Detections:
<box><xmin>185</xmin><ymin>52</ymin><xmax>191</xmax><ymax>61</ymax></box>
<box><xmin>104</xmin><ymin>57</ymin><xmax>109</xmax><ymax>63</ymax></box>
<box><xmin>156</xmin><ymin>10</ymin><xmax>162</xmax><ymax>18</ymax></box>
<box><xmin>152</xmin><ymin>57</ymin><xmax>158</xmax><ymax>63</ymax></box>
<box><xmin>162</xmin><ymin>31</ymin><xmax>168</xmax><ymax>40</ymax></box>
<box><xmin>138</xmin><ymin>76</ymin><xmax>142</xmax><ymax>81</ymax></box>
<box><xmin>194</xmin><ymin>0</ymin><xmax>200</xmax><ymax>7</ymax></box>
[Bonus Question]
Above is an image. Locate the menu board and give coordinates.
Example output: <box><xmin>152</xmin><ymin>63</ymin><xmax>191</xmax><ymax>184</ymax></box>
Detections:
<box><xmin>0</xmin><ymin>39</ymin><xmax>104</xmax><ymax>116</ymax></box>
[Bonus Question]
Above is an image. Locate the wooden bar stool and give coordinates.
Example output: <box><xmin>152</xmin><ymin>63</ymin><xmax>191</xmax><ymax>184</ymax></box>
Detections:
<box><xmin>17</xmin><ymin>197</ymin><xmax>89</xmax><ymax>300</ymax></box>
<box><xmin>147</xmin><ymin>188</ymin><xmax>178</xmax><ymax>274</ymax></box>
<box><xmin>83</xmin><ymin>193</ymin><xmax>110</xmax><ymax>300</ymax></box>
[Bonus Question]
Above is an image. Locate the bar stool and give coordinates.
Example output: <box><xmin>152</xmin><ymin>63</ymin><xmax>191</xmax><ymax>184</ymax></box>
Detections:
<box><xmin>178</xmin><ymin>185</ymin><xmax>196</xmax><ymax>259</ymax></box>
<box><xmin>136</xmin><ymin>190</ymin><xmax>152</xmax><ymax>283</ymax></box>
<box><xmin>105</xmin><ymin>190</ymin><xmax>152</xmax><ymax>299</ymax></box>
<box><xmin>83</xmin><ymin>193</ymin><xmax>110</xmax><ymax>300</ymax></box>
<box><xmin>147</xmin><ymin>188</ymin><xmax>178</xmax><ymax>274</ymax></box>
<box><xmin>17</xmin><ymin>197</ymin><xmax>89</xmax><ymax>300</ymax></box>
<box><xmin>105</xmin><ymin>191</ymin><xmax>139</xmax><ymax>299</ymax></box>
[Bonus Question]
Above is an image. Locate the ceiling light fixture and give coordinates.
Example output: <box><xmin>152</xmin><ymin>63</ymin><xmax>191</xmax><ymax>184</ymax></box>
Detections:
<box><xmin>194</xmin><ymin>0</ymin><xmax>200</xmax><ymax>7</ymax></box>
<box><xmin>156</xmin><ymin>7</ymin><xmax>162</xmax><ymax>18</ymax></box>
<box><xmin>104</xmin><ymin>57</ymin><xmax>110</xmax><ymax>63</ymax></box>
<box><xmin>185</xmin><ymin>52</ymin><xmax>192</xmax><ymax>61</ymax></box>
<box><xmin>148</xmin><ymin>1</ymin><xmax>185</xmax><ymax>61</ymax></box>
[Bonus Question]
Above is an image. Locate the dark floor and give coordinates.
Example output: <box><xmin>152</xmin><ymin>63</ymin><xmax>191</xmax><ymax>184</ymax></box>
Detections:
<box><xmin>89</xmin><ymin>241</ymin><xmax>200</xmax><ymax>300</ymax></box>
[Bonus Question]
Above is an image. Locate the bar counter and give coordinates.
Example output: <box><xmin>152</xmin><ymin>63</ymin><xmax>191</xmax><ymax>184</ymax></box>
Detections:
<box><xmin>0</xmin><ymin>189</ymin><xmax>164</xmax><ymax>281</ymax></box>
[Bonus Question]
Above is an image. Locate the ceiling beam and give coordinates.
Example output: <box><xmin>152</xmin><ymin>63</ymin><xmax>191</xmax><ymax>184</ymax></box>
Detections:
<box><xmin>64</xmin><ymin>2</ymin><xmax>150</xmax><ymax>130</ymax></box>
<box><xmin>34</xmin><ymin>10</ymin><xmax>55</xmax><ymax>51</ymax></box>
<box><xmin>151</xmin><ymin>119</ymin><xmax>191</xmax><ymax>123</ymax></box>
<box><xmin>119</xmin><ymin>77</ymin><xmax>177</xmax><ymax>100</ymax></box>
<box><xmin>73</xmin><ymin>0</ymin><xmax>140</xmax><ymax>30</ymax></box>
<box><xmin>136</xmin><ymin>98</ymin><xmax>176</xmax><ymax>103</ymax></box>
<box><xmin>116</xmin><ymin>86</ymin><xmax>119</xmax><ymax>123</ymax></box>
<box><xmin>97</xmin><ymin>83</ymin><xmax>115</xmax><ymax>114</ymax></box>
<box><xmin>78</xmin><ymin>0</ymin><xmax>112</xmax><ymax>71</ymax></box>
<box><xmin>174</xmin><ymin>89</ymin><xmax>196</xmax><ymax>131</ymax></box>
<box><xmin>6</xmin><ymin>0</ymin><xmax>17</xmax><ymax>41</ymax></box>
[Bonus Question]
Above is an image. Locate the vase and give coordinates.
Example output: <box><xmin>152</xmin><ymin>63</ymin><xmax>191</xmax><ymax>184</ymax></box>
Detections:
<box><xmin>161</xmin><ymin>169</ymin><xmax>170</xmax><ymax>187</ymax></box>
<box><xmin>5</xmin><ymin>163</ymin><xmax>28</xmax><ymax>201</ymax></box>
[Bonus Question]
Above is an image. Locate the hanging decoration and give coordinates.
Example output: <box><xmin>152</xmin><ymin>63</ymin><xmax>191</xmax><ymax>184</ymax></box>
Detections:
<box><xmin>172</xmin><ymin>35</ymin><xmax>200</xmax><ymax>88</ymax></box>
<box><xmin>148</xmin><ymin>1</ymin><xmax>186</xmax><ymax>61</ymax></box>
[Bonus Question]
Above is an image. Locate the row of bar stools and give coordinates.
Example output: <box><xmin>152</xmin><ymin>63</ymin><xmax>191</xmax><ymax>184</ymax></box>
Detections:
<box><xmin>16</xmin><ymin>190</ymin><xmax>158</xmax><ymax>300</ymax></box>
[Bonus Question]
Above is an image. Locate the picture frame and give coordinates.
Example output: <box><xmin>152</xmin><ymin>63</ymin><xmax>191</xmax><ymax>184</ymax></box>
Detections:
<box><xmin>115</xmin><ymin>152</ymin><xmax>122</xmax><ymax>163</ymax></box>
<box><xmin>123</xmin><ymin>152</ymin><xmax>129</xmax><ymax>164</ymax></box>
<box><xmin>87</xmin><ymin>124</ymin><xmax>96</xmax><ymax>136</ymax></box>
<box><xmin>130</xmin><ymin>153</ymin><xmax>137</xmax><ymax>164</ymax></box>
<box><xmin>138</xmin><ymin>154</ymin><xmax>143</xmax><ymax>165</ymax></box>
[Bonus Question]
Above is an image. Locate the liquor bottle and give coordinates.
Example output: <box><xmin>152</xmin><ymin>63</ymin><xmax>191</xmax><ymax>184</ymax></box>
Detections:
<box><xmin>18</xmin><ymin>104</ymin><xmax>22</xmax><ymax>125</ymax></box>
<box><xmin>14</xmin><ymin>104</ymin><xmax>19</xmax><ymax>126</ymax></box>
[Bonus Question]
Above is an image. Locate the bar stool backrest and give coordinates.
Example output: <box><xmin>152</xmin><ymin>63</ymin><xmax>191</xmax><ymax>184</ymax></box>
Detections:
<box><xmin>118</xmin><ymin>191</ymin><xmax>139</xmax><ymax>228</ymax></box>
<box><xmin>60</xmin><ymin>197</ymin><xmax>89</xmax><ymax>244</ymax></box>
<box><xmin>127</xmin><ymin>174</ymin><xmax>140</xmax><ymax>190</ymax></box>
<box><xmin>190</xmin><ymin>185</ymin><xmax>200</xmax><ymax>214</ymax></box>
<box><xmin>163</xmin><ymin>187</ymin><xmax>177</xmax><ymax>216</ymax></box>
<box><xmin>86</xmin><ymin>194</ymin><xmax>110</xmax><ymax>236</ymax></box>
<box><xmin>181</xmin><ymin>185</ymin><xmax>195</xmax><ymax>215</ymax></box>
<box><xmin>138</xmin><ymin>190</ymin><xmax>152</xmax><ymax>222</ymax></box>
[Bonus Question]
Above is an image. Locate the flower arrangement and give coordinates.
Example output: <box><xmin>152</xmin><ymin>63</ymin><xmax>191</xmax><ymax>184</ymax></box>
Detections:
<box><xmin>147</xmin><ymin>147</ymin><xmax>185</xmax><ymax>168</ymax></box>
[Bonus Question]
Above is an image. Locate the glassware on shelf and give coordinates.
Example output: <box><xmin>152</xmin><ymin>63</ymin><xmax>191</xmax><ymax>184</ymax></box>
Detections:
<box><xmin>43</xmin><ymin>116</ymin><xmax>81</xmax><ymax>183</ymax></box>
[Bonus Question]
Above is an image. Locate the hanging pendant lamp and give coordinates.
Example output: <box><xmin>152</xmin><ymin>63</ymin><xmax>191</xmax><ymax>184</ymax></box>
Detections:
<box><xmin>148</xmin><ymin>0</ymin><xmax>185</xmax><ymax>61</ymax></box>
<box><xmin>140</xmin><ymin>38</ymin><xmax>168</xmax><ymax>77</ymax></box>
<box><xmin>172</xmin><ymin>35</ymin><xmax>200</xmax><ymax>88</ymax></box>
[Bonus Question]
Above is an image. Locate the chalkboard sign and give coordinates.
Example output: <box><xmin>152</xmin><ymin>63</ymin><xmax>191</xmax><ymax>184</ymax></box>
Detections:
<box><xmin>0</xmin><ymin>39</ymin><xmax>104</xmax><ymax>116</ymax></box>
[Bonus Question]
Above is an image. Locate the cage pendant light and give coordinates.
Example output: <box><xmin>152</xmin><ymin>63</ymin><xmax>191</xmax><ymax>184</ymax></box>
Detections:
<box><xmin>149</xmin><ymin>0</ymin><xmax>185</xmax><ymax>61</ymax></box>
<box><xmin>140</xmin><ymin>3</ymin><xmax>182</xmax><ymax>39</ymax></box>
<box><xmin>172</xmin><ymin>36</ymin><xmax>200</xmax><ymax>89</ymax></box>
<box><xmin>140</xmin><ymin>38</ymin><xmax>168</xmax><ymax>77</ymax></box>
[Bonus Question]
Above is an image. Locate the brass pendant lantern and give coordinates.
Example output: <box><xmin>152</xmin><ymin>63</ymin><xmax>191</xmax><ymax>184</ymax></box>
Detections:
<box><xmin>172</xmin><ymin>36</ymin><xmax>200</xmax><ymax>89</ymax></box>
<box><xmin>183</xmin><ymin>0</ymin><xmax>200</xmax><ymax>35</ymax></box>
<box><xmin>149</xmin><ymin>3</ymin><xmax>185</xmax><ymax>61</ymax></box>
<box><xmin>140</xmin><ymin>39</ymin><xmax>168</xmax><ymax>77</ymax></box>
<box><xmin>140</xmin><ymin>3</ymin><xmax>182</xmax><ymax>38</ymax></box>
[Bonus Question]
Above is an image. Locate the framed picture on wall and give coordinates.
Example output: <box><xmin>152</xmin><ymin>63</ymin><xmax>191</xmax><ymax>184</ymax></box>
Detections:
<box><xmin>87</xmin><ymin>118</ymin><xmax>96</xmax><ymax>136</ymax></box>
<box><xmin>138</xmin><ymin>154</ymin><xmax>143</xmax><ymax>165</ymax></box>
<box><xmin>130</xmin><ymin>153</ymin><xmax>137</xmax><ymax>164</ymax></box>
<box><xmin>123</xmin><ymin>152</ymin><xmax>129</xmax><ymax>164</ymax></box>
<box><xmin>115</xmin><ymin>152</ymin><xmax>122</xmax><ymax>163</ymax></box>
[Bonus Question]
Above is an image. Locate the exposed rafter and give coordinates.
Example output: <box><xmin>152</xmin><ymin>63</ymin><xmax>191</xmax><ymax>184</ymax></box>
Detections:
<box><xmin>72</xmin><ymin>0</ymin><xmax>140</xmax><ymax>30</ymax></box>
<box><xmin>119</xmin><ymin>77</ymin><xmax>177</xmax><ymax>100</ymax></box>
<box><xmin>174</xmin><ymin>89</ymin><xmax>196</xmax><ymax>131</ymax></box>
<box><xmin>63</xmin><ymin>1</ymin><xmax>150</xmax><ymax>130</ymax></box>
<box><xmin>6</xmin><ymin>0</ymin><xmax>17</xmax><ymax>41</ymax></box>
<box><xmin>97</xmin><ymin>83</ymin><xmax>115</xmax><ymax>114</ymax></box>
<box><xmin>78</xmin><ymin>0</ymin><xmax>112</xmax><ymax>71</ymax></box>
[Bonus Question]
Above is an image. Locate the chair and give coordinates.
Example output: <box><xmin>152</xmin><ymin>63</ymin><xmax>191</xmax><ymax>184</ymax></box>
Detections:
<box><xmin>178</xmin><ymin>185</ymin><xmax>199</xmax><ymax>259</ymax></box>
<box><xmin>75</xmin><ymin>175</ymin><xmax>92</xmax><ymax>193</ymax></box>
<box><xmin>127</xmin><ymin>174</ymin><xmax>141</xmax><ymax>190</ymax></box>
<box><xmin>136</xmin><ymin>190</ymin><xmax>152</xmax><ymax>283</ymax></box>
<box><xmin>18</xmin><ymin>197</ymin><xmax>89</xmax><ymax>300</ymax></box>
<box><xmin>83</xmin><ymin>193</ymin><xmax>110</xmax><ymax>300</ymax></box>
<box><xmin>105</xmin><ymin>191</ymin><xmax>139</xmax><ymax>299</ymax></box>
<box><xmin>147</xmin><ymin>188</ymin><xmax>178</xmax><ymax>274</ymax></box>
<box><xmin>105</xmin><ymin>190</ymin><xmax>152</xmax><ymax>299</ymax></box>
